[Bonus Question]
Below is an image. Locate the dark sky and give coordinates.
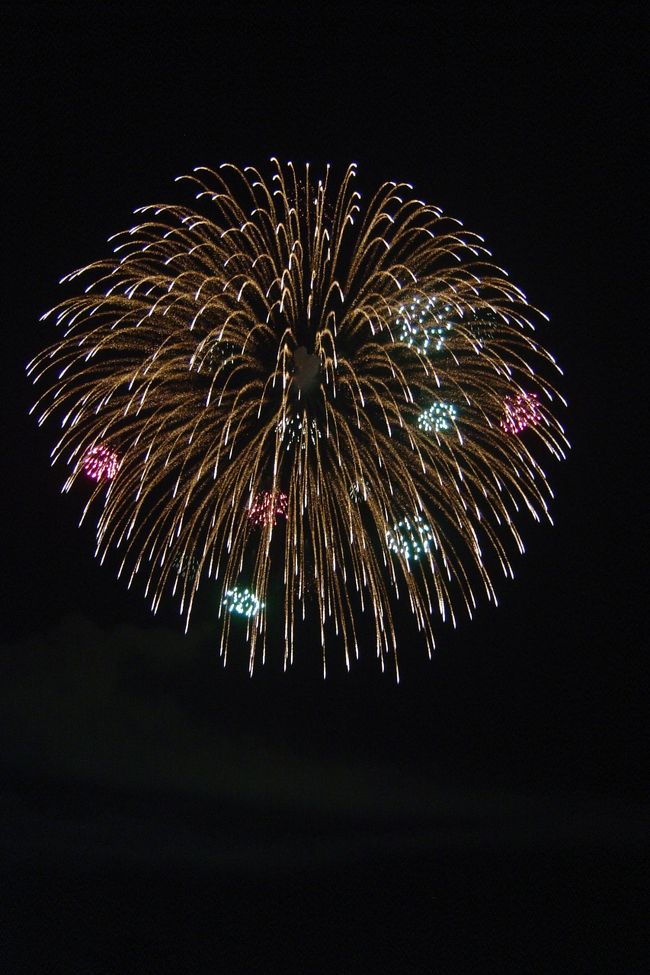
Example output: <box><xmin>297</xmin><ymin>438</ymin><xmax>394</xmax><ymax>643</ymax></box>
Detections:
<box><xmin>3</xmin><ymin>7</ymin><xmax>646</xmax><ymax>972</ymax></box>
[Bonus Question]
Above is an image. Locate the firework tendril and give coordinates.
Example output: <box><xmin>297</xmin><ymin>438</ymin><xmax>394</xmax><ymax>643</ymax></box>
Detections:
<box><xmin>28</xmin><ymin>160</ymin><xmax>569</xmax><ymax>678</ymax></box>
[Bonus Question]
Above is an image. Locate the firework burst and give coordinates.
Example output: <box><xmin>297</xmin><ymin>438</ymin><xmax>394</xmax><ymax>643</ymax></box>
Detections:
<box><xmin>28</xmin><ymin>160</ymin><xmax>568</xmax><ymax>677</ymax></box>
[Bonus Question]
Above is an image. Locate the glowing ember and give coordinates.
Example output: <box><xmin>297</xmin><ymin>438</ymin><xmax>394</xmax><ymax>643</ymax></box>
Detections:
<box><xmin>276</xmin><ymin>412</ymin><xmax>321</xmax><ymax>450</ymax></box>
<box><xmin>173</xmin><ymin>553</ymin><xmax>199</xmax><ymax>581</ymax></box>
<box><xmin>82</xmin><ymin>444</ymin><xmax>120</xmax><ymax>481</ymax></box>
<box><xmin>501</xmin><ymin>392</ymin><xmax>542</xmax><ymax>434</ymax></box>
<box><xmin>348</xmin><ymin>479</ymin><xmax>367</xmax><ymax>502</ymax></box>
<box><xmin>248</xmin><ymin>490</ymin><xmax>289</xmax><ymax>527</ymax></box>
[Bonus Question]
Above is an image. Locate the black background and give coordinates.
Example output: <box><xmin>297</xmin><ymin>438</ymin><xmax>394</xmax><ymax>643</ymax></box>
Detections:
<box><xmin>2</xmin><ymin>6</ymin><xmax>647</xmax><ymax>972</ymax></box>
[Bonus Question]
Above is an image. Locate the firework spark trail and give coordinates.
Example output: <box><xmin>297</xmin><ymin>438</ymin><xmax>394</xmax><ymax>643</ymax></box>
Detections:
<box><xmin>28</xmin><ymin>160</ymin><xmax>569</xmax><ymax>676</ymax></box>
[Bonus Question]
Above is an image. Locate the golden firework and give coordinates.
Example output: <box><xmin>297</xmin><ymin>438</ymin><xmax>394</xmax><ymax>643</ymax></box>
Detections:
<box><xmin>28</xmin><ymin>160</ymin><xmax>568</xmax><ymax>677</ymax></box>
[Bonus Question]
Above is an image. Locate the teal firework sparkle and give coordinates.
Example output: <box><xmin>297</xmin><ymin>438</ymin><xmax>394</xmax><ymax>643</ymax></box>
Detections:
<box><xmin>396</xmin><ymin>295</ymin><xmax>454</xmax><ymax>353</ymax></box>
<box><xmin>223</xmin><ymin>586</ymin><xmax>265</xmax><ymax>618</ymax></box>
<box><xmin>386</xmin><ymin>514</ymin><xmax>435</xmax><ymax>563</ymax></box>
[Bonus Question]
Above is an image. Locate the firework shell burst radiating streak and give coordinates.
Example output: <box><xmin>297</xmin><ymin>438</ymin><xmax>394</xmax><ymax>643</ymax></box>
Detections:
<box><xmin>28</xmin><ymin>161</ymin><xmax>569</xmax><ymax>678</ymax></box>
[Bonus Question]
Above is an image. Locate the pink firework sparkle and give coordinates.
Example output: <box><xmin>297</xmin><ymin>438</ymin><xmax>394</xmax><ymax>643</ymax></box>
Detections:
<box><xmin>82</xmin><ymin>444</ymin><xmax>120</xmax><ymax>481</ymax></box>
<box><xmin>501</xmin><ymin>392</ymin><xmax>542</xmax><ymax>434</ymax></box>
<box><xmin>248</xmin><ymin>490</ymin><xmax>289</xmax><ymax>527</ymax></box>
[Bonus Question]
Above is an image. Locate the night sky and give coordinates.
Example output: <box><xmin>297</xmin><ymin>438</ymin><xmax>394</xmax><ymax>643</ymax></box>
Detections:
<box><xmin>3</xmin><ymin>7</ymin><xmax>647</xmax><ymax>972</ymax></box>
